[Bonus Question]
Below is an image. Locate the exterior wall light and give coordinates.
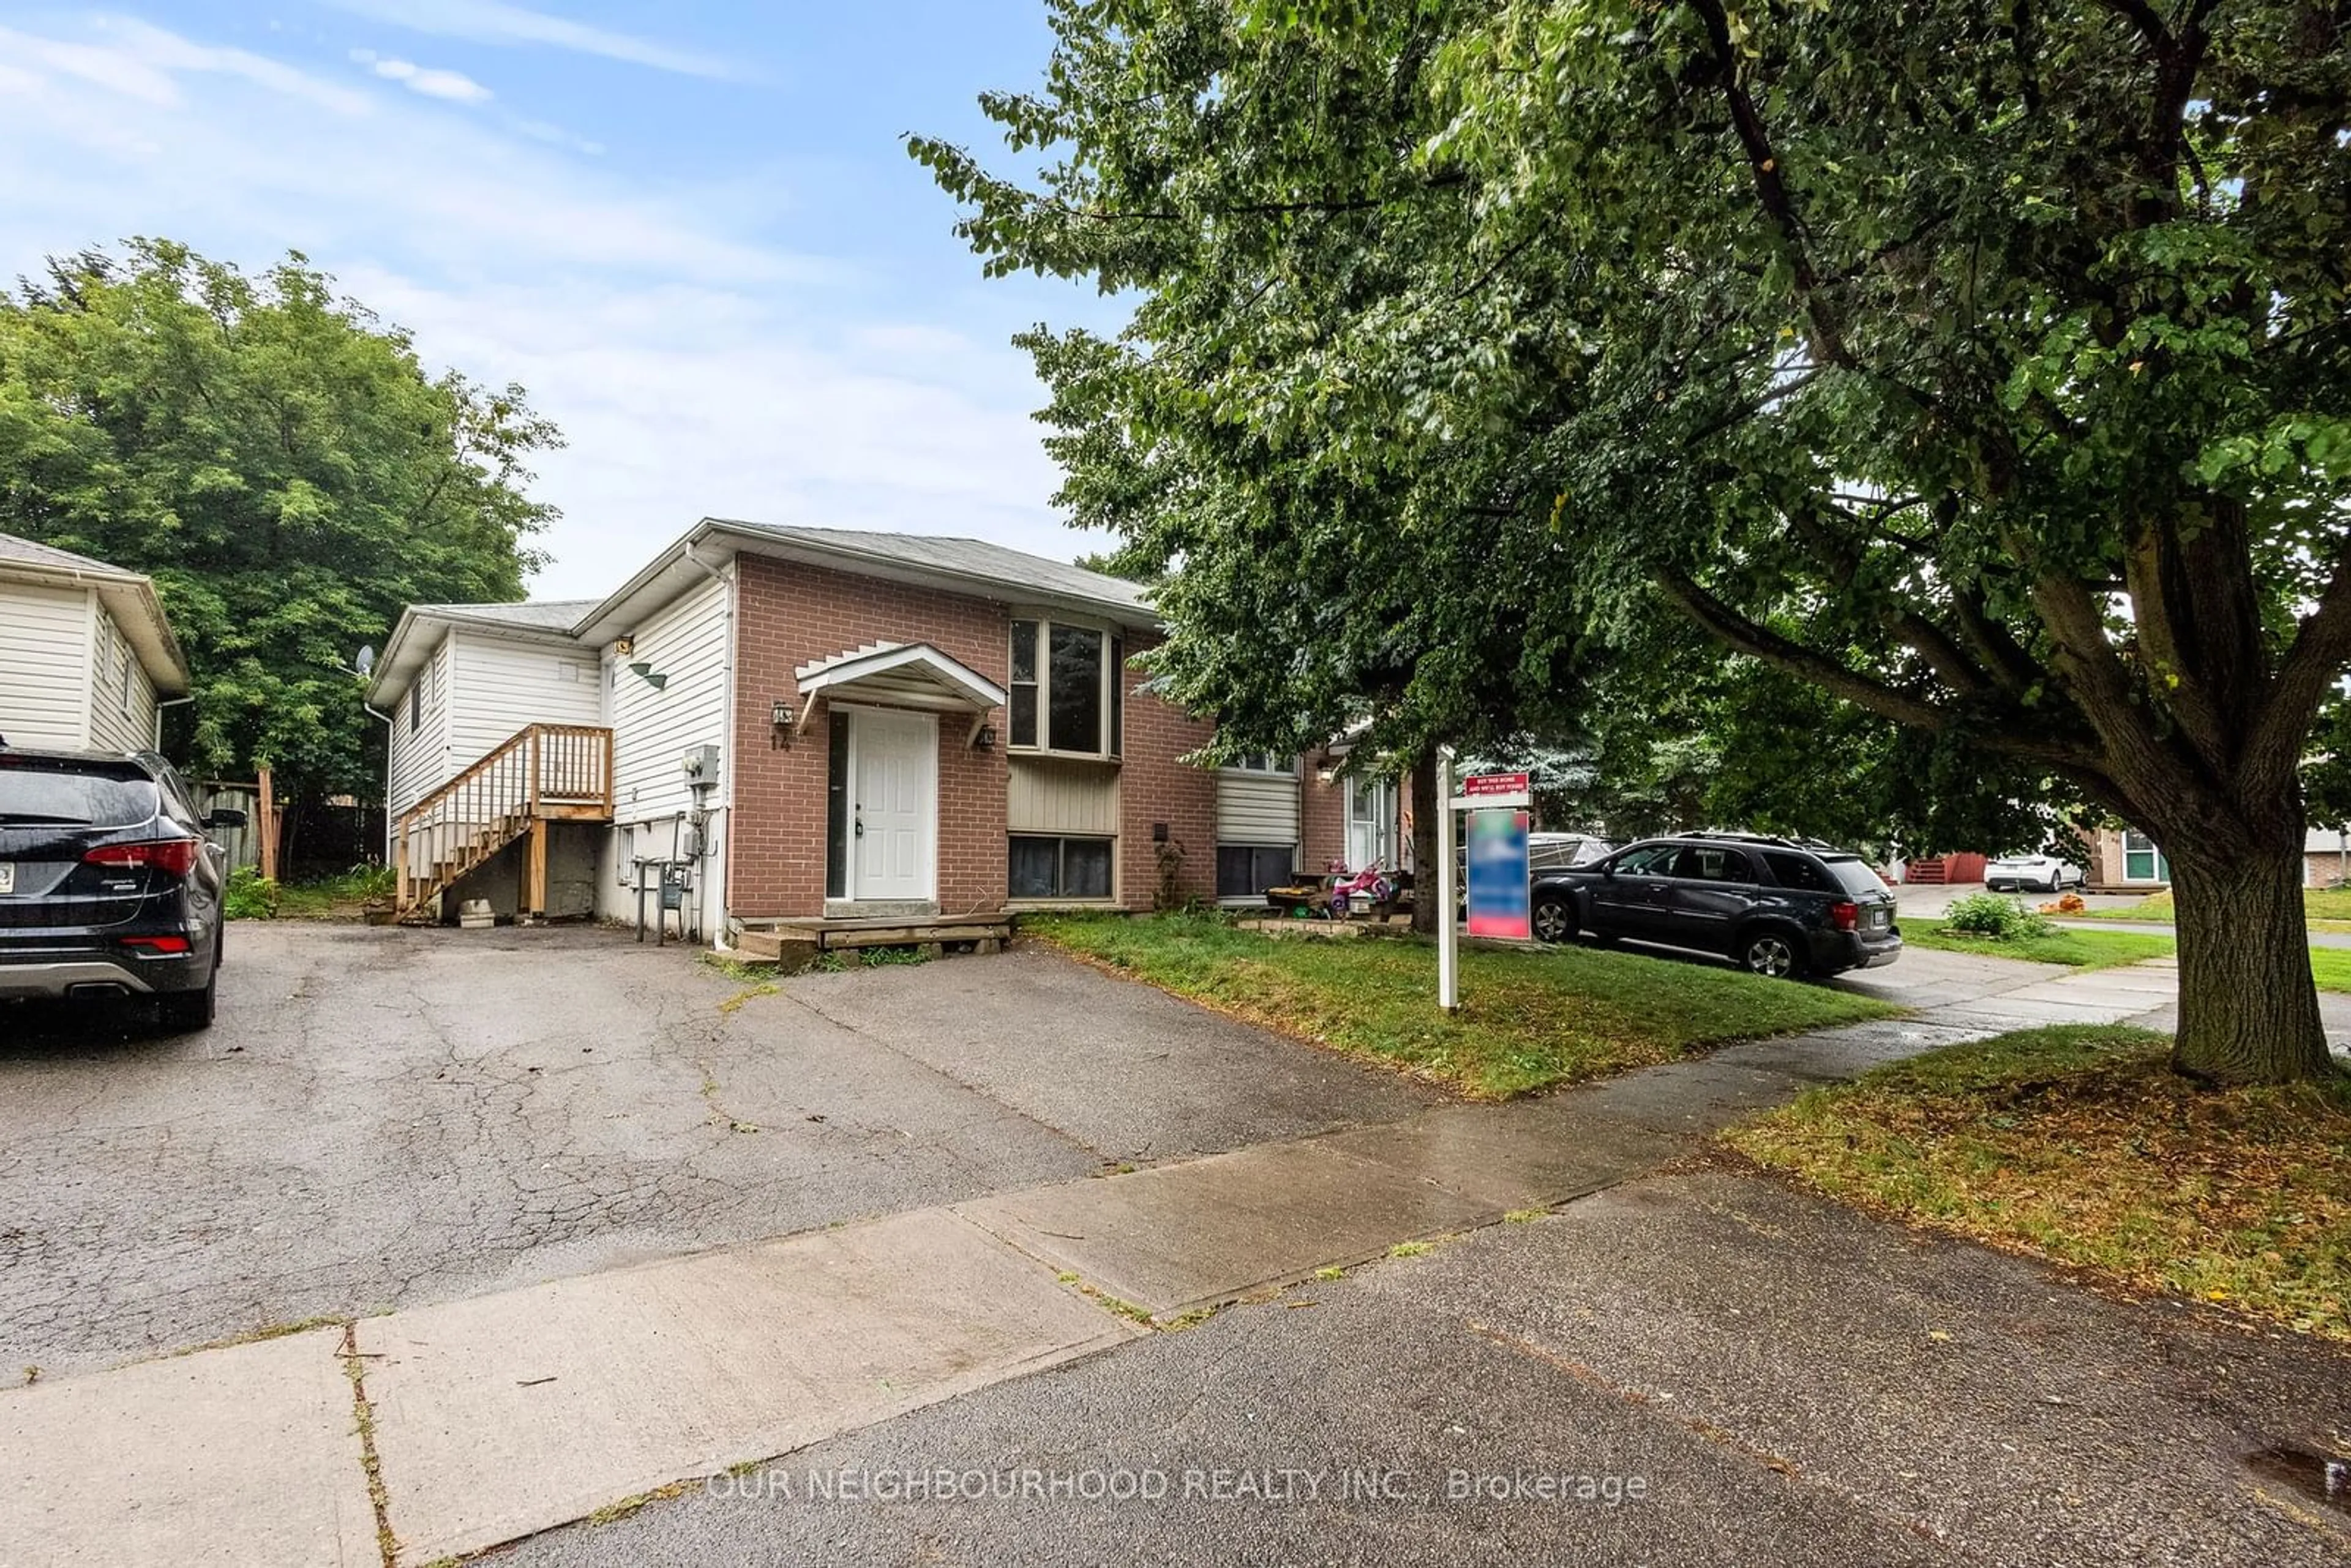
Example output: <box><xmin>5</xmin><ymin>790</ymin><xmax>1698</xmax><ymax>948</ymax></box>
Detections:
<box><xmin>629</xmin><ymin>661</ymin><xmax>668</xmax><ymax>691</ymax></box>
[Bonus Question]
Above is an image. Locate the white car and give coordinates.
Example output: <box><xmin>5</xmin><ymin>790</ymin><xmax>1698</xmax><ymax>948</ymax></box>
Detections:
<box><xmin>1985</xmin><ymin>853</ymin><xmax>2085</xmax><ymax>893</ymax></box>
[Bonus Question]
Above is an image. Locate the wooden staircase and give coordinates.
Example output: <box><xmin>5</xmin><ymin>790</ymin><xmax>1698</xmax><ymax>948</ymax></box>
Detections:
<box><xmin>394</xmin><ymin>724</ymin><xmax>613</xmax><ymax>923</ymax></box>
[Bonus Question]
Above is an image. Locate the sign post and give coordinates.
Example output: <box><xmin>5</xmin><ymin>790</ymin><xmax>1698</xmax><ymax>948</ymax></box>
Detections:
<box><xmin>1439</xmin><ymin>767</ymin><xmax>1535</xmax><ymax>1012</ymax></box>
<box><xmin>1436</xmin><ymin>751</ymin><xmax>1458</xmax><ymax>1013</ymax></box>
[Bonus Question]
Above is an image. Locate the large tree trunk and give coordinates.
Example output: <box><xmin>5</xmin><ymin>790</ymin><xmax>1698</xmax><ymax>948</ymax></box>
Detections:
<box><xmin>2167</xmin><ymin>835</ymin><xmax>2335</xmax><ymax>1084</ymax></box>
<box><xmin>1408</xmin><ymin>751</ymin><xmax>1440</xmax><ymax>936</ymax></box>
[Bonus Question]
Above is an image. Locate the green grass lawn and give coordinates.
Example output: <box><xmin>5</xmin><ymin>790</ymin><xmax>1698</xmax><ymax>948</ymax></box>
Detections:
<box><xmin>227</xmin><ymin>866</ymin><xmax>394</xmax><ymax>920</ymax></box>
<box><xmin>1903</xmin><ymin>921</ymin><xmax>2176</xmax><ymax>969</ymax></box>
<box><xmin>1025</xmin><ymin>913</ymin><xmax>1901</xmax><ymax>1099</ymax></box>
<box><xmin>1725</xmin><ymin>1025</ymin><xmax>2351</xmax><ymax>1343</ymax></box>
<box><xmin>2309</xmin><ymin>949</ymin><xmax>2351</xmax><ymax>995</ymax></box>
<box><xmin>2078</xmin><ymin>886</ymin><xmax>2351</xmax><ymax>934</ymax></box>
<box><xmin>1908</xmin><ymin>914</ymin><xmax>2351</xmax><ymax>992</ymax></box>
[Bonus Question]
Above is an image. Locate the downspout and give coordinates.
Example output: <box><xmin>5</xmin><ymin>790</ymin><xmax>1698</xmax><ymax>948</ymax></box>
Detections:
<box><xmin>682</xmin><ymin>546</ymin><xmax>735</xmax><ymax>947</ymax></box>
<box><xmin>364</xmin><ymin>702</ymin><xmax>396</xmax><ymax>865</ymax></box>
<box><xmin>152</xmin><ymin>692</ymin><xmax>194</xmax><ymax>750</ymax></box>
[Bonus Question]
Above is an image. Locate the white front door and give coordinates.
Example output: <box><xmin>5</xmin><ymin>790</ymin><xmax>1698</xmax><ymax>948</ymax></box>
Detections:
<box><xmin>1346</xmin><ymin>776</ymin><xmax>1397</xmax><ymax>870</ymax></box>
<box><xmin>850</xmin><ymin>708</ymin><xmax>935</xmax><ymax>901</ymax></box>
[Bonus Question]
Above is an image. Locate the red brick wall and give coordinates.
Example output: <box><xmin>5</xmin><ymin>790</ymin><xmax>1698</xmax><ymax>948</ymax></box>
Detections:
<box><xmin>729</xmin><ymin>557</ymin><xmax>1011</xmax><ymax>920</ymax></box>
<box><xmin>1301</xmin><ymin>760</ymin><xmax>1345</xmax><ymax>874</ymax></box>
<box><xmin>1115</xmin><ymin>630</ymin><xmax>1218</xmax><ymax>909</ymax></box>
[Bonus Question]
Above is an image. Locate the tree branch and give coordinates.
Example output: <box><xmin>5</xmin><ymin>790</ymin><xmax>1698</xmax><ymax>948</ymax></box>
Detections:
<box><xmin>1685</xmin><ymin>0</ymin><xmax>1854</xmax><ymax>369</ymax></box>
<box><xmin>1948</xmin><ymin>583</ymin><xmax>2043</xmax><ymax>699</ymax></box>
<box><xmin>1654</xmin><ymin>567</ymin><xmax>2100</xmax><ymax>770</ymax></box>
<box><xmin>2246</xmin><ymin>546</ymin><xmax>2351</xmax><ymax>798</ymax></box>
<box><xmin>1049</xmin><ymin>171</ymin><xmax>1467</xmax><ymax>227</ymax></box>
<box><xmin>2096</xmin><ymin>0</ymin><xmax>2172</xmax><ymax>50</ymax></box>
<box><xmin>1783</xmin><ymin>497</ymin><xmax>1998</xmax><ymax>700</ymax></box>
<box><xmin>2120</xmin><ymin>519</ymin><xmax>2233</xmax><ymax>764</ymax></box>
<box><xmin>2025</xmin><ymin>568</ymin><xmax>2212</xmax><ymax>801</ymax></box>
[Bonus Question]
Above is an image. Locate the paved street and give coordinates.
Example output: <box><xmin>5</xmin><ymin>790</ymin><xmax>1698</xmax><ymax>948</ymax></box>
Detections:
<box><xmin>4</xmin><ymin>926</ymin><xmax>2345</xmax><ymax>1568</ymax></box>
<box><xmin>0</xmin><ymin>926</ymin><xmax>1434</xmax><ymax>1378</ymax></box>
<box><xmin>500</xmin><ymin>1165</ymin><xmax>2351</xmax><ymax>1568</ymax></box>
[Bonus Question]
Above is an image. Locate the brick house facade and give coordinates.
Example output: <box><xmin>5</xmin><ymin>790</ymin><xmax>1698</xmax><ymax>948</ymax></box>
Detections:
<box><xmin>716</xmin><ymin>538</ymin><xmax>1221</xmax><ymax>920</ymax></box>
<box><xmin>1300</xmin><ymin>765</ymin><xmax>1348</xmax><ymax>874</ymax></box>
<box><xmin>727</xmin><ymin>556</ymin><xmax>1018</xmax><ymax>920</ymax></box>
<box><xmin>375</xmin><ymin>518</ymin><xmax>1362</xmax><ymax>934</ymax></box>
<box><xmin>1112</xmin><ymin>629</ymin><xmax>1220</xmax><ymax>910</ymax></box>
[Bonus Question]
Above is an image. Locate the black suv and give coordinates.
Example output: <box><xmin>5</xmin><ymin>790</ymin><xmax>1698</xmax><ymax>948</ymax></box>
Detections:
<box><xmin>0</xmin><ymin>744</ymin><xmax>243</xmax><ymax>1029</ymax></box>
<box><xmin>1532</xmin><ymin>832</ymin><xmax>1900</xmax><ymax>978</ymax></box>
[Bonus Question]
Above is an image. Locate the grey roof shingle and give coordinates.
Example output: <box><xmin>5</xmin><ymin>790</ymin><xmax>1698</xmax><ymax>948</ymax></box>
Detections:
<box><xmin>0</xmin><ymin>531</ymin><xmax>141</xmax><ymax>578</ymax></box>
<box><xmin>710</xmin><ymin>520</ymin><xmax>1153</xmax><ymax>617</ymax></box>
<box><xmin>413</xmin><ymin>599</ymin><xmax>602</xmax><ymax>635</ymax></box>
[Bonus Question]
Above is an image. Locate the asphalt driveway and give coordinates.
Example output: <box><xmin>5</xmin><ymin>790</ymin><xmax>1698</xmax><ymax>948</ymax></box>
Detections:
<box><xmin>0</xmin><ymin>926</ymin><xmax>1437</xmax><ymax>1378</ymax></box>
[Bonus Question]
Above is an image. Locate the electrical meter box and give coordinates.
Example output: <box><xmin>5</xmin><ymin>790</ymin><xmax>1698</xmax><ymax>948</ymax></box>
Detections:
<box><xmin>681</xmin><ymin>744</ymin><xmax>721</xmax><ymax>780</ymax></box>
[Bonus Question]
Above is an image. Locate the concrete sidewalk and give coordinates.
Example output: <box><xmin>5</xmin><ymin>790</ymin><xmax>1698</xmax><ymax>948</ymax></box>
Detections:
<box><xmin>0</xmin><ymin>959</ymin><xmax>2188</xmax><ymax>1568</ymax></box>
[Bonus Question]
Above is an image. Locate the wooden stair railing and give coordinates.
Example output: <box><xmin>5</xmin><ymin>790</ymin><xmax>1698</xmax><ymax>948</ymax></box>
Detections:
<box><xmin>393</xmin><ymin>724</ymin><xmax>613</xmax><ymax>920</ymax></box>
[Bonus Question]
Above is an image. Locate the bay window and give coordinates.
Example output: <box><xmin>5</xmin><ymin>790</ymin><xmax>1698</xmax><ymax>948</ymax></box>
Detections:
<box><xmin>1008</xmin><ymin>617</ymin><xmax>1123</xmax><ymax>759</ymax></box>
<box><xmin>1010</xmin><ymin>619</ymin><xmax>1040</xmax><ymax>748</ymax></box>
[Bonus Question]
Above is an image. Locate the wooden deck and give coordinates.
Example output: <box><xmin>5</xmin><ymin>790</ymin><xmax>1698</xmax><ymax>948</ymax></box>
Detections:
<box><xmin>732</xmin><ymin>913</ymin><xmax>1013</xmax><ymax>962</ymax></box>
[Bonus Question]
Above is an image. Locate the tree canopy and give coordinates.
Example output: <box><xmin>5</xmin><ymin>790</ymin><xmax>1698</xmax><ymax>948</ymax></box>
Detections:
<box><xmin>921</xmin><ymin>1</ymin><xmax>2351</xmax><ymax>1082</ymax></box>
<box><xmin>0</xmin><ymin>239</ymin><xmax>557</xmax><ymax>803</ymax></box>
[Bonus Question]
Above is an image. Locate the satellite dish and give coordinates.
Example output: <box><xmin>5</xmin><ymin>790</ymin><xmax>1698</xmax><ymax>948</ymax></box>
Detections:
<box><xmin>354</xmin><ymin>645</ymin><xmax>377</xmax><ymax>678</ymax></box>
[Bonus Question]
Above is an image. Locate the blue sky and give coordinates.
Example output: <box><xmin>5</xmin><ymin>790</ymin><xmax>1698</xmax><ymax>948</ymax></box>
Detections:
<box><xmin>0</xmin><ymin>1</ymin><xmax>1119</xmax><ymax>596</ymax></box>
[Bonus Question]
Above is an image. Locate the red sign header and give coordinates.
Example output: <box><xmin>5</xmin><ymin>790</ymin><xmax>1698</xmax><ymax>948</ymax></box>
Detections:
<box><xmin>1463</xmin><ymin>772</ymin><xmax>1531</xmax><ymax>796</ymax></box>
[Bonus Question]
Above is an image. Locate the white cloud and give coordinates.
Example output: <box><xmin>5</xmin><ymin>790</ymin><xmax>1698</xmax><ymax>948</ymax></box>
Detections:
<box><xmin>0</xmin><ymin>14</ymin><xmax>1089</xmax><ymax>601</ymax></box>
<box><xmin>99</xmin><ymin>17</ymin><xmax>372</xmax><ymax>113</ymax></box>
<box><xmin>0</xmin><ymin>15</ymin><xmax>372</xmax><ymax>112</ymax></box>
<box><xmin>511</xmin><ymin>117</ymin><xmax>602</xmax><ymax>156</ymax></box>
<box><xmin>352</xmin><ymin>50</ymin><xmax>495</xmax><ymax>104</ymax></box>
<box><xmin>323</xmin><ymin>0</ymin><xmax>743</xmax><ymax>81</ymax></box>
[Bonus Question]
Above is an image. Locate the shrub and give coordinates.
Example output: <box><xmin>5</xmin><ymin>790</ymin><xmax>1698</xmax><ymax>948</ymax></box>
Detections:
<box><xmin>1944</xmin><ymin>892</ymin><xmax>2053</xmax><ymax>940</ymax></box>
<box><xmin>223</xmin><ymin>866</ymin><xmax>280</xmax><ymax>921</ymax></box>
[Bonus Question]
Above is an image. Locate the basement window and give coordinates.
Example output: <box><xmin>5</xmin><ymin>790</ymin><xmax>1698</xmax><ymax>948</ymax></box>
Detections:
<box><xmin>1010</xmin><ymin>835</ymin><xmax>1114</xmax><ymax>900</ymax></box>
<box><xmin>1217</xmin><ymin>844</ymin><xmax>1297</xmax><ymax>900</ymax></box>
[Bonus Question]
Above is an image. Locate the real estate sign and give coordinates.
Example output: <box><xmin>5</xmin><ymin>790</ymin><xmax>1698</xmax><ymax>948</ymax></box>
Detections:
<box><xmin>1465</xmin><ymin>808</ymin><xmax>1531</xmax><ymax>940</ymax></box>
<box><xmin>1456</xmin><ymin>770</ymin><xmax>1532</xmax><ymax>811</ymax></box>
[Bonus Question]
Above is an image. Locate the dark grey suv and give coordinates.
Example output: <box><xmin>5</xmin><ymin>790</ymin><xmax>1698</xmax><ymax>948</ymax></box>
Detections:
<box><xmin>1532</xmin><ymin>831</ymin><xmax>1901</xmax><ymax>978</ymax></box>
<box><xmin>0</xmin><ymin>744</ymin><xmax>243</xmax><ymax>1029</ymax></box>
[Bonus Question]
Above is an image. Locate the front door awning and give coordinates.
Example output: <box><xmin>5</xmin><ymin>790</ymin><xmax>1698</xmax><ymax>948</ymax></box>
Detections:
<box><xmin>792</xmin><ymin>641</ymin><xmax>1007</xmax><ymax>731</ymax></box>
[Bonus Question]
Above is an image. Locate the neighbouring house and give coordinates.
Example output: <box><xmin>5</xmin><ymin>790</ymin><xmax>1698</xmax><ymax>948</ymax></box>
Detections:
<box><xmin>364</xmin><ymin>519</ymin><xmax>1389</xmax><ymax>939</ymax></box>
<box><xmin>0</xmin><ymin>531</ymin><xmax>190</xmax><ymax>754</ymax></box>
<box><xmin>2083</xmin><ymin>823</ymin><xmax>2351</xmax><ymax>891</ymax></box>
<box><xmin>2084</xmin><ymin>826</ymin><xmax>2173</xmax><ymax>890</ymax></box>
<box><xmin>1898</xmin><ymin>852</ymin><xmax>1988</xmax><ymax>886</ymax></box>
<box><xmin>2303</xmin><ymin>826</ymin><xmax>2351</xmax><ymax>890</ymax></box>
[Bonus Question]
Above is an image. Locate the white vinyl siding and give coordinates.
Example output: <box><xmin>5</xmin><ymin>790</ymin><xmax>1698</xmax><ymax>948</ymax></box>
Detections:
<box><xmin>388</xmin><ymin>638</ymin><xmax>454</xmax><ymax>817</ymax></box>
<box><xmin>610</xmin><ymin>572</ymin><xmax>731</xmax><ymax>825</ymax></box>
<box><xmin>85</xmin><ymin>605</ymin><xmax>159</xmax><ymax>754</ymax></box>
<box><xmin>0</xmin><ymin>583</ymin><xmax>100</xmax><ymax>750</ymax></box>
<box><xmin>1007</xmin><ymin>756</ymin><xmax>1120</xmax><ymax>836</ymax></box>
<box><xmin>446</xmin><ymin>631</ymin><xmax>603</xmax><ymax>766</ymax></box>
<box><xmin>1216</xmin><ymin>768</ymin><xmax>1301</xmax><ymax>846</ymax></box>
